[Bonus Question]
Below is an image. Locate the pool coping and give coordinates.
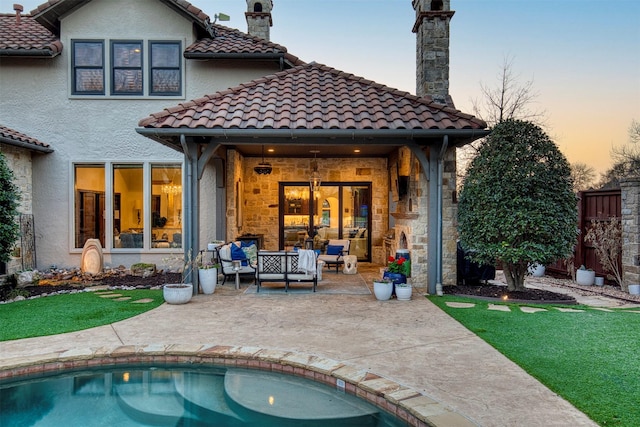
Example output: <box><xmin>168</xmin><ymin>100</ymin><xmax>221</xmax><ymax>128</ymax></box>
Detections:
<box><xmin>0</xmin><ymin>343</ymin><xmax>476</xmax><ymax>427</ymax></box>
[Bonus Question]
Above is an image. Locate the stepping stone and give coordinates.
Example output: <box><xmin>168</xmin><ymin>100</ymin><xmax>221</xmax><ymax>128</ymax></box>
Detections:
<box><xmin>114</xmin><ymin>297</ymin><xmax>132</xmax><ymax>301</ymax></box>
<box><xmin>132</xmin><ymin>298</ymin><xmax>154</xmax><ymax>304</ymax></box>
<box><xmin>99</xmin><ymin>293</ymin><xmax>122</xmax><ymax>298</ymax></box>
<box><xmin>488</xmin><ymin>304</ymin><xmax>511</xmax><ymax>312</ymax></box>
<box><xmin>591</xmin><ymin>307</ymin><xmax>613</xmax><ymax>312</ymax></box>
<box><xmin>555</xmin><ymin>307</ymin><xmax>584</xmax><ymax>313</ymax></box>
<box><xmin>520</xmin><ymin>307</ymin><xmax>547</xmax><ymax>313</ymax></box>
<box><xmin>445</xmin><ymin>302</ymin><xmax>475</xmax><ymax>309</ymax></box>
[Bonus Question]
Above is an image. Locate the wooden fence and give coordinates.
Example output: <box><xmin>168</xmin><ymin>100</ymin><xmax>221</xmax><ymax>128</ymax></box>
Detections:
<box><xmin>546</xmin><ymin>189</ymin><xmax>621</xmax><ymax>278</ymax></box>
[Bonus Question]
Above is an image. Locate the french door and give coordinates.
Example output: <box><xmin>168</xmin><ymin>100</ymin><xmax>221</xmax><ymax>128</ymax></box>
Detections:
<box><xmin>279</xmin><ymin>182</ymin><xmax>371</xmax><ymax>261</ymax></box>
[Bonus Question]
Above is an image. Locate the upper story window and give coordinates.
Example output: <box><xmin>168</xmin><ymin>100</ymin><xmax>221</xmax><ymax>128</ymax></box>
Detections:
<box><xmin>72</xmin><ymin>41</ymin><xmax>105</xmax><ymax>94</ymax></box>
<box><xmin>112</xmin><ymin>41</ymin><xmax>143</xmax><ymax>95</ymax></box>
<box><xmin>72</xmin><ymin>39</ymin><xmax>182</xmax><ymax>97</ymax></box>
<box><xmin>150</xmin><ymin>41</ymin><xmax>181</xmax><ymax>96</ymax></box>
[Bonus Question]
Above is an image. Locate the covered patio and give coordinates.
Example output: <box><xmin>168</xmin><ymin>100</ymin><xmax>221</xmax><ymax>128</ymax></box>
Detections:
<box><xmin>137</xmin><ymin>62</ymin><xmax>487</xmax><ymax>294</ymax></box>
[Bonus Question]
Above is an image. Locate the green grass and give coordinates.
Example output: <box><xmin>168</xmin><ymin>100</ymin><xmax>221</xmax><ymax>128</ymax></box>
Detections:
<box><xmin>0</xmin><ymin>289</ymin><xmax>163</xmax><ymax>341</ymax></box>
<box><xmin>429</xmin><ymin>295</ymin><xmax>640</xmax><ymax>426</ymax></box>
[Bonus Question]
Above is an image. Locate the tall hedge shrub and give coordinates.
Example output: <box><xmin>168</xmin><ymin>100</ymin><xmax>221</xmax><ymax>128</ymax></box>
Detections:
<box><xmin>458</xmin><ymin>120</ymin><xmax>578</xmax><ymax>291</ymax></box>
<box><xmin>0</xmin><ymin>151</ymin><xmax>21</xmax><ymax>263</ymax></box>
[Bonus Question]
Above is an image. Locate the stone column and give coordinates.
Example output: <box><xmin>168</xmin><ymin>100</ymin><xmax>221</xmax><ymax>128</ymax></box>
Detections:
<box><xmin>620</xmin><ymin>177</ymin><xmax>640</xmax><ymax>290</ymax></box>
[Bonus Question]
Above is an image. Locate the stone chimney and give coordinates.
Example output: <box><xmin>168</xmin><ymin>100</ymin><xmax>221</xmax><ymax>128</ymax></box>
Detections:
<box><xmin>245</xmin><ymin>0</ymin><xmax>273</xmax><ymax>41</ymax></box>
<box><xmin>14</xmin><ymin>4</ymin><xmax>23</xmax><ymax>24</ymax></box>
<box><xmin>412</xmin><ymin>0</ymin><xmax>455</xmax><ymax>105</ymax></box>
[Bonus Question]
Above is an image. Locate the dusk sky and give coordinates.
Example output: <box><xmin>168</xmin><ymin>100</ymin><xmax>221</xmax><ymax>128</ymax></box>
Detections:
<box><xmin>5</xmin><ymin>0</ymin><xmax>639</xmax><ymax>177</ymax></box>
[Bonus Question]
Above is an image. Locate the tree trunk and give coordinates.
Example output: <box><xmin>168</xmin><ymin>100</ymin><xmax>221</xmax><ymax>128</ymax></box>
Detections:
<box><xmin>503</xmin><ymin>262</ymin><xmax>527</xmax><ymax>291</ymax></box>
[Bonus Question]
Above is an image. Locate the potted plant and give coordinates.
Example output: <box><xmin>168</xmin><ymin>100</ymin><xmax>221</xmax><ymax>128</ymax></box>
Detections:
<box><xmin>576</xmin><ymin>265</ymin><xmax>595</xmax><ymax>286</ymax></box>
<box><xmin>162</xmin><ymin>251</ymin><xmax>195</xmax><ymax>304</ymax></box>
<box><xmin>373</xmin><ymin>279</ymin><xmax>393</xmax><ymax>301</ymax></box>
<box><xmin>395</xmin><ymin>282</ymin><xmax>412</xmax><ymax>301</ymax></box>
<box><xmin>382</xmin><ymin>256</ymin><xmax>410</xmax><ymax>285</ymax></box>
<box><xmin>197</xmin><ymin>252</ymin><xmax>220</xmax><ymax>295</ymax></box>
<box><xmin>207</xmin><ymin>240</ymin><xmax>224</xmax><ymax>251</ymax></box>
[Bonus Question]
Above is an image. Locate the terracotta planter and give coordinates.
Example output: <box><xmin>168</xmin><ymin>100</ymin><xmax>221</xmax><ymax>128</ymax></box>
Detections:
<box><xmin>163</xmin><ymin>283</ymin><xmax>193</xmax><ymax>304</ymax></box>
<box><xmin>373</xmin><ymin>281</ymin><xmax>393</xmax><ymax>301</ymax></box>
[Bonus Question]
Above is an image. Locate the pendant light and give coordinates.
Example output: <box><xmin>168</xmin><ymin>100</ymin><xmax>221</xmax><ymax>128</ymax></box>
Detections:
<box><xmin>254</xmin><ymin>145</ymin><xmax>272</xmax><ymax>175</ymax></box>
<box><xmin>309</xmin><ymin>150</ymin><xmax>321</xmax><ymax>193</ymax></box>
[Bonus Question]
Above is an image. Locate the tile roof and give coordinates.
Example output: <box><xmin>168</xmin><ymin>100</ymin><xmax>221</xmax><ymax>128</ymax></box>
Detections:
<box><xmin>139</xmin><ymin>62</ymin><xmax>486</xmax><ymax>131</ymax></box>
<box><xmin>184</xmin><ymin>24</ymin><xmax>303</xmax><ymax>66</ymax></box>
<box><xmin>0</xmin><ymin>125</ymin><xmax>54</xmax><ymax>152</ymax></box>
<box><xmin>0</xmin><ymin>14</ymin><xmax>62</xmax><ymax>56</ymax></box>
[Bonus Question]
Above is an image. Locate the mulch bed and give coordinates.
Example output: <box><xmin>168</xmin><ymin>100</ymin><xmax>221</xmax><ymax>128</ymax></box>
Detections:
<box><xmin>444</xmin><ymin>283</ymin><xmax>576</xmax><ymax>303</ymax></box>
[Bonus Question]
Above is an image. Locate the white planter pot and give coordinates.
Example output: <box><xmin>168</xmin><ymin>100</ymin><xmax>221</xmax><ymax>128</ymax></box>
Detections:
<box><xmin>576</xmin><ymin>269</ymin><xmax>595</xmax><ymax>286</ymax></box>
<box><xmin>528</xmin><ymin>263</ymin><xmax>545</xmax><ymax>277</ymax></box>
<box><xmin>163</xmin><ymin>283</ymin><xmax>193</xmax><ymax>304</ymax></box>
<box><xmin>594</xmin><ymin>277</ymin><xmax>605</xmax><ymax>286</ymax></box>
<box><xmin>395</xmin><ymin>284</ymin><xmax>412</xmax><ymax>301</ymax></box>
<box><xmin>629</xmin><ymin>284</ymin><xmax>640</xmax><ymax>295</ymax></box>
<box><xmin>373</xmin><ymin>281</ymin><xmax>393</xmax><ymax>301</ymax></box>
<box><xmin>198</xmin><ymin>268</ymin><xmax>218</xmax><ymax>295</ymax></box>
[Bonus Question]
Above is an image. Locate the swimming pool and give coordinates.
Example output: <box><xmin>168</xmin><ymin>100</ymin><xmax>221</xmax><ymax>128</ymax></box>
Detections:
<box><xmin>0</xmin><ymin>364</ymin><xmax>405</xmax><ymax>426</ymax></box>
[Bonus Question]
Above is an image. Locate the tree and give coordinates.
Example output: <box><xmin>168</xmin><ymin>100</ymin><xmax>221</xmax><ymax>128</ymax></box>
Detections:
<box><xmin>458</xmin><ymin>120</ymin><xmax>578</xmax><ymax>291</ymax></box>
<box><xmin>598</xmin><ymin>119</ymin><xmax>640</xmax><ymax>188</ymax></box>
<box><xmin>458</xmin><ymin>56</ymin><xmax>546</xmax><ymax>187</ymax></box>
<box><xmin>570</xmin><ymin>162</ymin><xmax>596</xmax><ymax>192</ymax></box>
<box><xmin>0</xmin><ymin>151</ymin><xmax>21</xmax><ymax>264</ymax></box>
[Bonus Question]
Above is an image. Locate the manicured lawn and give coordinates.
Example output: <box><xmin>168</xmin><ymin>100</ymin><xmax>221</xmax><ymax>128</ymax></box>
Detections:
<box><xmin>429</xmin><ymin>295</ymin><xmax>640</xmax><ymax>426</ymax></box>
<box><xmin>0</xmin><ymin>289</ymin><xmax>163</xmax><ymax>341</ymax></box>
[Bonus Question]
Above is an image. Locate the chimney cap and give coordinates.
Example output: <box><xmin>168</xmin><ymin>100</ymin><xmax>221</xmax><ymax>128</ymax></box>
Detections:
<box><xmin>13</xmin><ymin>3</ymin><xmax>24</xmax><ymax>13</ymax></box>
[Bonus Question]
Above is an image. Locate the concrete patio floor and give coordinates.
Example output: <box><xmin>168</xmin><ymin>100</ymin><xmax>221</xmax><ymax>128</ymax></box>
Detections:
<box><xmin>1</xmin><ymin>264</ymin><xmax>622</xmax><ymax>426</ymax></box>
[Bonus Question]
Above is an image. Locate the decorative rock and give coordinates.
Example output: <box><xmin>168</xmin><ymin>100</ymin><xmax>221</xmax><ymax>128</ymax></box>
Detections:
<box><xmin>17</xmin><ymin>270</ymin><xmax>39</xmax><ymax>287</ymax></box>
<box><xmin>80</xmin><ymin>239</ymin><xmax>104</xmax><ymax>275</ymax></box>
<box><xmin>131</xmin><ymin>263</ymin><xmax>157</xmax><ymax>278</ymax></box>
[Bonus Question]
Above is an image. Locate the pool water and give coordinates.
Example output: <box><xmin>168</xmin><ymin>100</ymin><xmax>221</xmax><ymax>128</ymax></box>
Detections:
<box><xmin>0</xmin><ymin>365</ymin><xmax>405</xmax><ymax>426</ymax></box>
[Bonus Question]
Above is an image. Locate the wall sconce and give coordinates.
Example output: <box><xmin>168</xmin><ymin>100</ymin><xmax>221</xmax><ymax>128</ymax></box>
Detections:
<box><xmin>133</xmin><ymin>200</ymin><xmax>141</xmax><ymax>224</ymax></box>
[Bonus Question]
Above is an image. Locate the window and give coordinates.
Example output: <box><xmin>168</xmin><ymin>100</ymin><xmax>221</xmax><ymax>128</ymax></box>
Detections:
<box><xmin>114</xmin><ymin>164</ymin><xmax>144</xmax><ymax>248</ymax></box>
<box><xmin>74</xmin><ymin>165</ymin><xmax>105</xmax><ymax>248</ymax></box>
<box><xmin>111</xmin><ymin>41</ymin><xmax>143</xmax><ymax>95</ymax></box>
<box><xmin>73</xmin><ymin>163</ymin><xmax>182</xmax><ymax>250</ymax></box>
<box><xmin>150</xmin><ymin>42</ymin><xmax>181</xmax><ymax>95</ymax></box>
<box><xmin>72</xmin><ymin>39</ymin><xmax>182</xmax><ymax>96</ymax></box>
<box><xmin>72</xmin><ymin>41</ymin><xmax>104</xmax><ymax>94</ymax></box>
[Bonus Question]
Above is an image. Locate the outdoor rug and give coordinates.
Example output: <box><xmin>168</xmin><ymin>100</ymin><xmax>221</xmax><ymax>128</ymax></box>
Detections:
<box><xmin>244</xmin><ymin>272</ymin><xmax>371</xmax><ymax>295</ymax></box>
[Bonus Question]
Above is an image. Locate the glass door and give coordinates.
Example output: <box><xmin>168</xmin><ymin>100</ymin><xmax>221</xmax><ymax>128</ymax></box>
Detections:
<box><xmin>280</xmin><ymin>183</ymin><xmax>371</xmax><ymax>261</ymax></box>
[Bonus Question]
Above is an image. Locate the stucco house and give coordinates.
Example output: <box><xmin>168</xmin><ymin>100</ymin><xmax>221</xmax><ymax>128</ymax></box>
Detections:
<box><xmin>0</xmin><ymin>0</ymin><xmax>487</xmax><ymax>293</ymax></box>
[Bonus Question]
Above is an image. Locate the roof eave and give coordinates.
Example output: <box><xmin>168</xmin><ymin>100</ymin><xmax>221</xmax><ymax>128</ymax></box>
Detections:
<box><xmin>0</xmin><ymin>137</ymin><xmax>54</xmax><ymax>153</ymax></box>
<box><xmin>184</xmin><ymin>52</ymin><xmax>286</xmax><ymax>60</ymax></box>
<box><xmin>136</xmin><ymin>127</ymin><xmax>490</xmax><ymax>151</ymax></box>
<box><xmin>0</xmin><ymin>49</ymin><xmax>61</xmax><ymax>57</ymax></box>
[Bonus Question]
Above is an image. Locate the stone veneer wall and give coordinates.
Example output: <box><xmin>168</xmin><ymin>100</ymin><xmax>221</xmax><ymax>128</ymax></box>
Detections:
<box><xmin>392</xmin><ymin>146</ymin><xmax>457</xmax><ymax>290</ymax></box>
<box><xmin>1</xmin><ymin>145</ymin><xmax>34</xmax><ymax>274</ymax></box>
<box><xmin>621</xmin><ymin>177</ymin><xmax>640</xmax><ymax>288</ymax></box>
<box><xmin>226</xmin><ymin>150</ymin><xmax>389</xmax><ymax>259</ymax></box>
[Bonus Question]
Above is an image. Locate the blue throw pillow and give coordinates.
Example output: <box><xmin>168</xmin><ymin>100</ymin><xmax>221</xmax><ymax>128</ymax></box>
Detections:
<box><xmin>326</xmin><ymin>245</ymin><xmax>343</xmax><ymax>256</ymax></box>
<box><xmin>231</xmin><ymin>243</ymin><xmax>248</xmax><ymax>266</ymax></box>
<box><xmin>240</xmin><ymin>240</ymin><xmax>255</xmax><ymax>248</ymax></box>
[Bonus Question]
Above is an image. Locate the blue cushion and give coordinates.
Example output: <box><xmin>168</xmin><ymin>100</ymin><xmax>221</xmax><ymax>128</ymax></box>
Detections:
<box><xmin>240</xmin><ymin>240</ymin><xmax>255</xmax><ymax>248</ymax></box>
<box><xmin>231</xmin><ymin>243</ymin><xmax>248</xmax><ymax>266</ymax></box>
<box><xmin>326</xmin><ymin>245</ymin><xmax>343</xmax><ymax>256</ymax></box>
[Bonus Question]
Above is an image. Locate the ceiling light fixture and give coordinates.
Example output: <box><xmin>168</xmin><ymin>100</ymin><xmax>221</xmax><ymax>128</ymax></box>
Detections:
<box><xmin>254</xmin><ymin>145</ymin><xmax>273</xmax><ymax>175</ymax></box>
